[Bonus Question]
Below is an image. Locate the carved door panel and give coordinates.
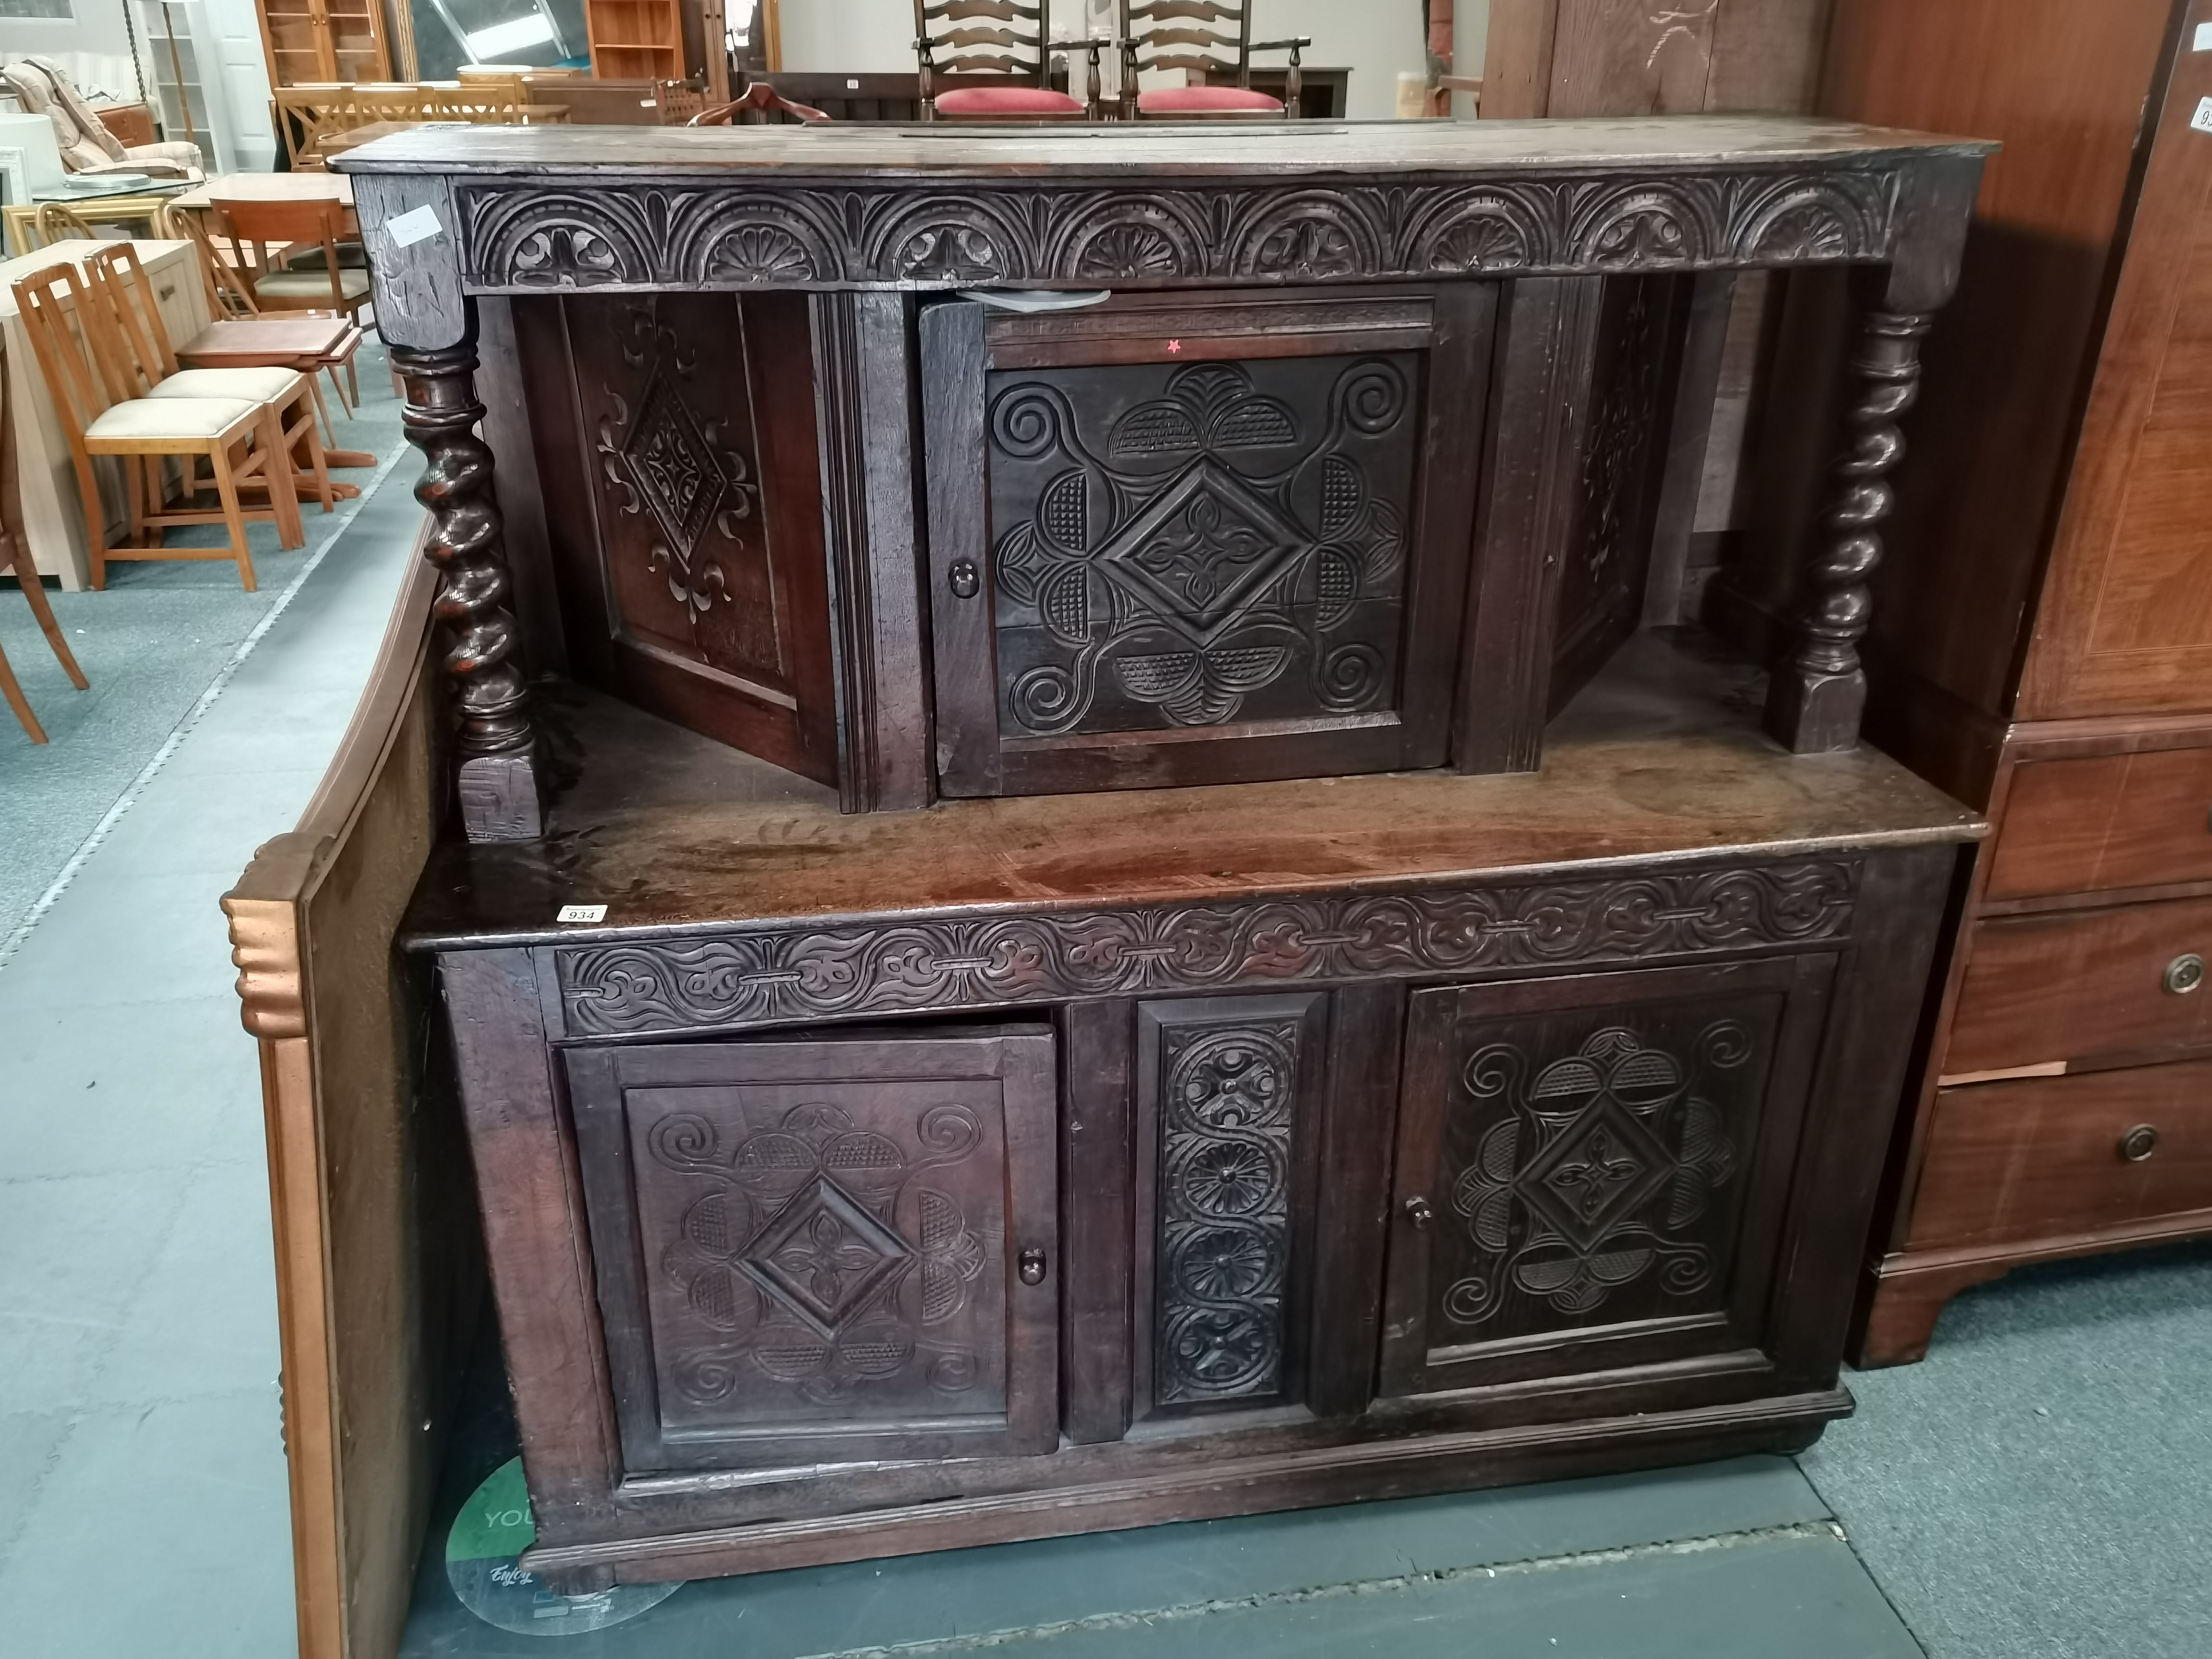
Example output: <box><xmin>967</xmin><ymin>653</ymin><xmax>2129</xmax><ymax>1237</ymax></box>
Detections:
<box><xmin>518</xmin><ymin>292</ymin><xmax>842</xmax><ymax>784</ymax></box>
<box><xmin>1380</xmin><ymin>956</ymin><xmax>1835</xmax><ymax>1399</ymax></box>
<box><xmin>1547</xmin><ymin>275</ymin><xmax>1690</xmax><ymax>713</ymax></box>
<box><xmin>1131</xmin><ymin>993</ymin><xmax>1331</xmax><ymax>1423</ymax></box>
<box><xmin>564</xmin><ymin>1028</ymin><xmax>1058</xmax><ymax>1472</ymax></box>
<box><xmin>923</xmin><ymin>287</ymin><xmax>1495</xmax><ymax>796</ymax></box>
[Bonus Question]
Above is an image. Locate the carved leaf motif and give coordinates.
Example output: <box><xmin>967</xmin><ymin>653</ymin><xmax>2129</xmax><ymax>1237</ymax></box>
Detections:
<box><xmin>704</xmin><ymin>221</ymin><xmax>817</xmax><ymax>283</ymax></box>
<box><xmin>561</xmin><ymin>866</ymin><xmax>1858</xmax><ymax>1036</ymax></box>
<box><xmin>1438</xmin><ymin>1019</ymin><xmax>1755</xmax><ymax>1331</ymax></box>
<box><xmin>1314</xmin><ymin>547</ymin><xmax>1359</xmax><ymax>628</ymax></box>
<box><xmin>1039</xmin><ymin>564</ymin><xmax>1091</xmax><ymax>644</ymax></box>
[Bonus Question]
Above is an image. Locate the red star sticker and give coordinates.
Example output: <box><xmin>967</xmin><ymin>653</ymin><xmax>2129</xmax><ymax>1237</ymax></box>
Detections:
<box><xmin>1166</xmin><ymin>338</ymin><xmax>1182</xmax><ymax>353</ymax></box>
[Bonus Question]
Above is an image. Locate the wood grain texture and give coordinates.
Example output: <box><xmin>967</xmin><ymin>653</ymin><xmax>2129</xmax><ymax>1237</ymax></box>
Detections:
<box><xmin>1987</xmin><ymin>745</ymin><xmax>2212</xmax><ymax>901</ymax></box>
<box><xmin>1903</xmin><ymin>1063</ymin><xmax>2212</xmax><ymax>1252</ymax></box>
<box><xmin>1060</xmin><ymin>1000</ymin><xmax>1136</xmax><ymax>1444</ymax></box>
<box><xmin>1454</xmin><ymin>276</ymin><xmax>1602</xmax><ymax>773</ymax></box>
<box><xmin>2021</xmin><ymin>0</ymin><xmax>2212</xmax><ymax>716</ymax></box>
<box><xmin>222</xmin><ymin>540</ymin><xmax>465</xmax><ymax>1659</ymax></box>
<box><xmin>402</xmin><ymin>634</ymin><xmax>1981</xmax><ymax>951</ymax></box>
<box><xmin>1827</xmin><ymin>0</ymin><xmax>2178</xmax><ymax>729</ymax></box>
<box><xmin>814</xmin><ymin>290</ymin><xmax>933</xmax><ymax>812</ymax></box>
<box><xmin>1947</xmin><ymin>896</ymin><xmax>2212</xmax><ymax>1075</ymax></box>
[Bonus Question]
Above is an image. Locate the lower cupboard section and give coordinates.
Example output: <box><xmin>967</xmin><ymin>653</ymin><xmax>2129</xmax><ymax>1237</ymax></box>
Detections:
<box><xmin>432</xmin><ymin>854</ymin><xmax>1948</xmax><ymax>1584</ymax></box>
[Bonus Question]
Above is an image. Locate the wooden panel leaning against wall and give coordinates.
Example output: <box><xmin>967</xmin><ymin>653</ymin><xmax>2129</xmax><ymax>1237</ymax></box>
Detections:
<box><xmin>1707</xmin><ymin>0</ymin><xmax>2212</xmax><ymax>1366</ymax></box>
<box><xmin>222</xmin><ymin>540</ymin><xmax>481</xmax><ymax>1659</ymax></box>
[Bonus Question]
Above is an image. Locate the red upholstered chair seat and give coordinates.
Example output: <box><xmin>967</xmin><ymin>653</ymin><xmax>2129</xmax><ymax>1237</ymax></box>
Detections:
<box><xmin>1138</xmin><ymin>85</ymin><xmax>1285</xmax><ymax>114</ymax></box>
<box><xmin>934</xmin><ymin>85</ymin><xmax>1086</xmax><ymax>116</ymax></box>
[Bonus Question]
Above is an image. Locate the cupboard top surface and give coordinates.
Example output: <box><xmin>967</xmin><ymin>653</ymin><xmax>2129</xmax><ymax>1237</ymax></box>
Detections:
<box><xmin>334</xmin><ymin>116</ymin><xmax>1990</xmax><ymax>181</ymax></box>
<box><xmin>403</xmin><ymin>632</ymin><xmax>1982</xmax><ymax>951</ymax></box>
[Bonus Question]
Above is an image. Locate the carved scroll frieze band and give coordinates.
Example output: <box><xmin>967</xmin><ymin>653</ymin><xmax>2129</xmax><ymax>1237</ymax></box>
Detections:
<box><xmin>457</xmin><ymin>171</ymin><xmax>1901</xmax><ymax>293</ymax></box>
<box><xmin>555</xmin><ymin>862</ymin><xmax>1858</xmax><ymax>1038</ymax></box>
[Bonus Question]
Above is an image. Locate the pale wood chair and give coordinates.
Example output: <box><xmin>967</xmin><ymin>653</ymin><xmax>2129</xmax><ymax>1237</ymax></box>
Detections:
<box><xmin>0</xmin><ymin>368</ymin><xmax>87</xmax><ymax>743</ymax></box>
<box><xmin>208</xmin><ymin>196</ymin><xmax>372</xmax><ymax>407</ymax></box>
<box><xmin>31</xmin><ymin>202</ymin><xmax>99</xmax><ymax>248</ymax></box>
<box><xmin>12</xmin><ymin>261</ymin><xmax>301</xmax><ymax>591</ymax></box>
<box><xmin>85</xmin><ymin>242</ymin><xmax>337</xmax><ymax>521</ymax></box>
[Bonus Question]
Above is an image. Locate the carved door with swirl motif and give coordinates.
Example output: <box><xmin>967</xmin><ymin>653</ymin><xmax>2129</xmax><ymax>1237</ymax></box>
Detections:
<box><xmin>923</xmin><ymin>287</ymin><xmax>1495</xmax><ymax>796</ymax></box>
<box><xmin>564</xmin><ymin>1028</ymin><xmax>1058</xmax><ymax>1472</ymax></box>
<box><xmin>1381</xmin><ymin>956</ymin><xmax>1836</xmax><ymax>1400</ymax></box>
<box><xmin>517</xmin><ymin>292</ymin><xmax>842</xmax><ymax>785</ymax></box>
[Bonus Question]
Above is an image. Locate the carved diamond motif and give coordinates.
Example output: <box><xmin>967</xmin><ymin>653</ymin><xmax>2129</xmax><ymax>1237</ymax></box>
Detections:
<box><xmin>1517</xmin><ymin>1098</ymin><xmax>1672</xmax><ymax>1250</ymax></box>
<box><xmin>739</xmin><ymin>1175</ymin><xmax>912</xmax><ymax>1337</ymax></box>
<box><xmin>625</xmin><ymin>371</ymin><xmax>727</xmax><ymax>561</ymax></box>
<box><xmin>1096</xmin><ymin>459</ymin><xmax>1309</xmax><ymax>646</ymax></box>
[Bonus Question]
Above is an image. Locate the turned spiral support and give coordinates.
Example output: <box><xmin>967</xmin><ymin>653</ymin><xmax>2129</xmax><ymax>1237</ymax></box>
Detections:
<box><xmin>1764</xmin><ymin>308</ymin><xmax>1931</xmax><ymax>755</ymax></box>
<box><xmin>395</xmin><ymin>337</ymin><xmax>545</xmax><ymax>841</ymax></box>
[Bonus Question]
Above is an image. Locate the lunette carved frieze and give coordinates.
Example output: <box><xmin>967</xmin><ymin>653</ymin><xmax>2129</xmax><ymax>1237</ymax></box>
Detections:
<box><xmin>554</xmin><ymin>862</ymin><xmax>1858</xmax><ymax>1038</ymax></box>
<box><xmin>455</xmin><ymin>170</ymin><xmax>1901</xmax><ymax>293</ymax></box>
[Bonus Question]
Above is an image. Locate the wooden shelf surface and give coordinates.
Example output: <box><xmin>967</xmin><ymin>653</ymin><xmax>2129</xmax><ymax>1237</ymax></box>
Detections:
<box><xmin>404</xmin><ymin>630</ymin><xmax>1984</xmax><ymax>950</ymax></box>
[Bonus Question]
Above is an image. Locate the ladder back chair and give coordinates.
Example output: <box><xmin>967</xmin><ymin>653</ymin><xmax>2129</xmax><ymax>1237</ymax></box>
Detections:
<box><xmin>0</xmin><ymin>369</ymin><xmax>87</xmax><ymax>744</ymax></box>
<box><xmin>208</xmin><ymin>195</ymin><xmax>372</xmax><ymax>404</ymax></box>
<box><xmin>1119</xmin><ymin>0</ymin><xmax>1308</xmax><ymax>118</ymax></box>
<box><xmin>11</xmin><ymin>261</ymin><xmax>301</xmax><ymax>591</ymax></box>
<box><xmin>85</xmin><ymin>242</ymin><xmax>335</xmax><ymax>522</ymax></box>
<box><xmin>913</xmin><ymin>0</ymin><xmax>1105</xmax><ymax>120</ymax></box>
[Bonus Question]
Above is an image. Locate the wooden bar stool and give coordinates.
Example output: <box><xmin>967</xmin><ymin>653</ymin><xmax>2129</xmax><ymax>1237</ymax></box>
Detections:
<box><xmin>12</xmin><ymin>261</ymin><xmax>301</xmax><ymax>591</ymax></box>
<box><xmin>86</xmin><ymin>242</ymin><xmax>339</xmax><ymax>518</ymax></box>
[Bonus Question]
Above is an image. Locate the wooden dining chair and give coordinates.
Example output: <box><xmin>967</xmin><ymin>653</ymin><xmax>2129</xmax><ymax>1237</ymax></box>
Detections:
<box><xmin>0</xmin><ymin>368</ymin><xmax>87</xmax><ymax>744</ymax></box>
<box><xmin>165</xmin><ymin>203</ymin><xmax>260</xmax><ymax>320</ymax></box>
<box><xmin>12</xmin><ymin>261</ymin><xmax>301</xmax><ymax>591</ymax></box>
<box><xmin>85</xmin><ymin>242</ymin><xmax>336</xmax><ymax>521</ymax></box>
<box><xmin>1118</xmin><ymin>0</ymin><xmax>1309</xmax><ymax>118</ymax></box>
<box><xmin>207</xmin><ymin>196</ymin><xmax>372</xmax><ymax>402</ymax></box>
<box><xmin>31</xmin><ymin>202</ymin><xmax>99</xmax><ymax>248</ymax></box>
<box><xmin>912</xmin><ymin>0</ymin><xmax>1105</xmax><ymax>120</ymax></box>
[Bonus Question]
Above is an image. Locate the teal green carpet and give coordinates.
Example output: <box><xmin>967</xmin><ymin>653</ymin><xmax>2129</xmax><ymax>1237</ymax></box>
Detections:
<box><xmin>0</xmin><ymin>341</ymin><xmax>405</xmax><ymax>957</ymax></box>
<box><xmin>1807</xmin><ymin>1242</ymin><xmax>2212</xmax><ymax>1658</ymax></box>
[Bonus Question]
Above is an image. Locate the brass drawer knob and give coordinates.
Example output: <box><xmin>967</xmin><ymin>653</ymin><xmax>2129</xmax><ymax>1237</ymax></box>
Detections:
<box><xmin>1017</xmin><ymin>1246</ymin><xmax>1047</xmax><ymax>1285</ymax></box>
<box><xmin>2119</xmin><ymin>1124</ymin><xmax>2160</xmax><ymax>1163</ymax></box>
<box><xmin>1404</xmin><ymin>1196</ymin><xmax>1434</xmax><ymax>1230</ymax></box>
<box><xmin>2164</xmin><ymin>953</ymin><xmax>2205</xmax><ymax>995</ymax></box>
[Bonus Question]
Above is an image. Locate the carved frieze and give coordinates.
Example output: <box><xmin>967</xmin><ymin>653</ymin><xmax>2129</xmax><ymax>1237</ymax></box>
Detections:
<box><xmin>456</xmin><ymin>170</ymin><xmax>1900</xmax><ymax>293</ymax></box>
<box><xmin>555</xmin><ymin>862</ymin><xmax>1858</xmax><ymax>1038</ymax></box>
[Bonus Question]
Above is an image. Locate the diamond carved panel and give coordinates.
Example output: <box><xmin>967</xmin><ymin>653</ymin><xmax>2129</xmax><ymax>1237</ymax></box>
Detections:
<box><xmin>1429</xmin><ymin>999</ymin><xmax>1777</xmax><ymax>1338</ymax></box>
<box><xmin>986</xmin><ymin>354</ymin><xmax>1420</xmax><ymax>738</ymax></box>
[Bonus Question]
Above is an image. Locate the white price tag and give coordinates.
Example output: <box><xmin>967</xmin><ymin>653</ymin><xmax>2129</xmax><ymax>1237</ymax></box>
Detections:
<box><xmin>556</xmin><ymin>904</ymin><xmax>609</xmax><ymax>924</ymax></box>
<box><xmin>2195</xmin><ymin>20</ymin><xmax>2212</xmax><ymax>50</ymax></box>
<box><xmin>2194</xmin><ymin>96</ymin><xmax>2212</xmax><ymax>134</ymax></box>
<box><xmin>385</xmin><ymin>203</ymin><xmax>444</xmax><ymax>248</ymax></box>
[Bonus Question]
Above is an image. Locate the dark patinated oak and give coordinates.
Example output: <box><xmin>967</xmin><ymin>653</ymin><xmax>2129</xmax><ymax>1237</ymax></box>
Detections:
<box><xmin>405</xmin><ymin>634</ymin><xmax>1980</xmax><ymax>1588</ymax></box>
<box><xmin>356</xmin><ymin>119</ymin><xmax>1989</xmax><ymax>1590</ymax></box>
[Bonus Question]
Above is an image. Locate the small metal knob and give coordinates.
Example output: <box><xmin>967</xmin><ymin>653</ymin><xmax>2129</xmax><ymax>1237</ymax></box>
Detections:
<box><xmin>2119</xmin><ymin>1124</ymin><xmax>2160</xmax><ymax>1163</ymax></box>
<box><xmin>1017</xmin><ymin>1247</ymin><xmax>1047</xmax><ymax>1285</ymax></box>
<box><xmin>1404</xmin><ymin>1196</ymin><xmax>1434</xmax><ymax>1231</ymax></box>
<box><xmin>2165</xmin><ymin>953</ymin><xmax>2205</xmax><ymax>995</ymax></box>
<box><xmin>949</xmin><ymin>559</ymin><xmax>980</xmax><ymax>599</ymax></box>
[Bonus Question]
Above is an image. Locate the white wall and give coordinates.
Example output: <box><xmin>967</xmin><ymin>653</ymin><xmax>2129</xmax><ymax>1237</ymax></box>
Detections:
<box><xmin>776</xmin><ymin>0</ymin><xmax>1455</xmax><ymax>120</ymax></box>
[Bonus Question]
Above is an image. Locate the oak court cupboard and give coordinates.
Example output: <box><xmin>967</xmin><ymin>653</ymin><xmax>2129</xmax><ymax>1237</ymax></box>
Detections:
<box><xmin>329</xmin><ymin>117</ymin><xmax>1989</xmax><ymax>1590</ymax></box>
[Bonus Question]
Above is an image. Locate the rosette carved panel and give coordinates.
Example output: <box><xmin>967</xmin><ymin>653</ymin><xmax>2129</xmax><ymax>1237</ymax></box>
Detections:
<box><xmin>1134</xmin><ymin>995</ymin><xmax>1329</xmax><ymax>1419</ymax></box>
